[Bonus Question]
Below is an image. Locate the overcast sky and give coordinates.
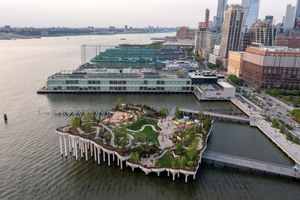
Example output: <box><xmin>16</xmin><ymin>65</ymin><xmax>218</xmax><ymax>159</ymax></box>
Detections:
<box><xmin>0</xmin><ymin>0</ymin><xmax>297</xmax><ymax>28</ymax></box>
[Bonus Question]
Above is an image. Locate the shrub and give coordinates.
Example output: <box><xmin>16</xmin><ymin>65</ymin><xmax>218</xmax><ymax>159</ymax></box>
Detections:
<box><xmin>279</xmin><ymin>125</ymin><xmax>285</xmax><ymax>134</ymax></box>
<box><xmin>180</xmin><ymin>156</ymin><xmax>187</xmax><ymax>167</ymax></box>
<box><xmin>104</xmin><ymin>131</ymin><xmax>112</xmax><ymax>142</ymax></box>
<box><xmin>286</xmin><ymin>132</ymin><xmax>292</xmax><ymax>140</ymax></box>
<box><xmin>293</xmin><ymin>136</ymin><xmax>299</xmax><ymax>144</ymax></box>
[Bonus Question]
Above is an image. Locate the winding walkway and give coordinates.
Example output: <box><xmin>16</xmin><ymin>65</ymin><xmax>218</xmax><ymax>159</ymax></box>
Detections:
<box><xmin>127</xmin><ymin>124</ymin><xmax>160</xmax><ymax>133</ymax></box>
<box><xmin>99</xmin><ymin>123</ymin><xmax>116</xmax><ymax>147</ymax></box>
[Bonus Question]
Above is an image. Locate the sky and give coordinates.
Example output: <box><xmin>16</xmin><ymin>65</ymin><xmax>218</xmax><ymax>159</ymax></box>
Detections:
<box><xmin>0</xmin><ymin>0</ymin><xmax>297</xmax><ymax>28</ymax></box>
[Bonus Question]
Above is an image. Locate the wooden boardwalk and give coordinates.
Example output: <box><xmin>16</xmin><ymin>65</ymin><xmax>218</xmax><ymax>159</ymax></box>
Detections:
<box><xmin>180</xmin><ymin>108</ymin><xmax>250</xmax><ymax>123</ymax></box>
<box><xmin>202</xmin><ymin>151</ymin><xmax>300</xmax><ymax>179</ymax></box>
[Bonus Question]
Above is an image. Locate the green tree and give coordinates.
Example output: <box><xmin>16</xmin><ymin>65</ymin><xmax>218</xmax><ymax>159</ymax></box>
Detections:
<box><xmin>271</xmin><ymin>119</ymin><xmax>279</xmax><ymax>128</ymax></box>
<box><xmin>187</xmin><ymin>145</ymin><xmax>197</xmax><ymax>160</ymax></box>
<box><xmin>85</xmin><ymin>123</ymin><xmax>92</xmax><ymax>131</ymax></box>
<box><xmin>293</xmin><ymin>136</ymin><xmax>299</xmax><ymax>144</ymax></box>
<box><xmin>291</xmin><ymin>90</ymin><xmax>300</xmax><ymax>96</ymax></box>
<box><xmin>203</xmin><ymin>118</ymin><xmax>212</xmax><ymax>131</ymax></box>
<box><xmin>176</xmin><ymin>142</ymin><xmax>183</xmax><ymax>152</ymax></box>
<box><xmin>130</xmin><ymin>152</ymin><xmax>140</xmax><ymax>163</ymax></box>
<box><xmin>91</xmin><ymin>114</ymin><xmax>97</xmax><ymax>122</ymax></box>
<box><xmin>160</xmin><ymin>106</ymin><xmax>167</xmax><ymax>117</ymax></box>
<box><xmin>104</xmin><ymin>131</ymin><xmax>112</xmax><ymax>142</ymax></box>
<box><xmin>121</xmin><ymin>140</ymin><xmax>126</xmax><ymax>150</ymax></box>
<box><xmin>291</xmin><ymin>109</ymin><xmax>300</xmax><ymax>121</ymax></box>
<box><xmin>83</xmin><ymin>111</ymin><xmax>92</xmax><ymax>122</ymax></box>
<box><xmin>279</xmin><ymin>125</ymin><xmax>285</xmax><ymax>134</ymax></box>
<box><xmin>198</xmin><ymin>109</ymin><xmax>205</xmax><ymax>119</ymax></box>
<box><xmin>256</xmin><ymin>87</ymin><xmax>261</xmax><ymax>94</ymax></box>
<box><xmin>174</xmin><ymin>106</ymin><xmax>181</xmax><ymax>119</ymax></box>
<box><xmin>117</xmin><ymin>97</ymin><xmax>123</xmax><ymax>105</ymax></box>
<box><xmin>285</xmin><ymin>132</ymin><xmax>292</xmax><ymax>140</ymax></box>
<box><xmin>207</xmin><ymin>62</ymin><xmax>217</xmax><ymax>69</ymax></box>
<box><xmin>265</xmin><ymin>115</ymin><xmax>271</xmax><ymax>121</ymax></box>
<box><xmin>69</xmin><ymin>117</ymin><xmax>82</xmax><ymax>129</ymax></box>
<box><xmin>180</xmin><ymin>156</ymin><xmax>187</xmax><ymax>167</ymax></box>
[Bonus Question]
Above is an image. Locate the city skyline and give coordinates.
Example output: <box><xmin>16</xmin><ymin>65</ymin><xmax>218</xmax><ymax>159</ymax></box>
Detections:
<box><xmin>0</xmin><ymin>0</ymin><xmax>297</xmax><ymax>28</ymax></box>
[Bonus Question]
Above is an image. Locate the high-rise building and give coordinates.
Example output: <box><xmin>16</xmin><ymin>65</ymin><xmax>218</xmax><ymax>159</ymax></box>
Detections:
<box><xmin>252</xmin><ymin>21</ymin><xmax>278</xmax><ymax>46</ymax></box>
<box><xmin>198</xmin><ymin>8</ymin><xmax>210</xmax><ymax>31</ymax></box>
<box><xmin>216</xmin><ymin>0</ymin><xmax>228</xmax><ymax>31</ymax></box>
<box><xmin>265</xmin><ymin>15</ymin><xmax>274</xmax><ymax>24</ymax></box>
<box><xmin>283</xmin><ymin>4</ymin><xmax>296</xmax><ymax>31</ymax></box>
<box><xmin>241</xmin><ymin>32</ymin><xmax>253</xmax><ymax>51</ymax></box>
<box><xmin>242</xmin><ymin>0</ymin><xmax>260</xmax><ymax>30</ymax></box>
<box><xmin>295</xmin><ymin>0</ymin><xmax>300</xmax><ymax>27</ymax></box>
<box><xmin>220</xmin><ymin>5</ymin><xmax>244</xmax><ymax>63</ymax></box>
<box><xmin>194</xmin><ymin>31</ymin><xmax>221</xmax><ymax>60</ymax></box>
<box><xmin>242</xmin><ymin>43</ymin><xmax>300</xmax><ymax>89</ymax></box>
<box><xmin>205</xmin><ymin>9</ymin><xmax>210</xmax><ymax>31</ymax></box>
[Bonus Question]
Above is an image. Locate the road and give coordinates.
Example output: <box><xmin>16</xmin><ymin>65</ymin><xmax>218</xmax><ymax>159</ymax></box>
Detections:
<box><xmin>237</xmin><ymin>85</ymin><xmax>300</xmax><ymax>138</ymax></box>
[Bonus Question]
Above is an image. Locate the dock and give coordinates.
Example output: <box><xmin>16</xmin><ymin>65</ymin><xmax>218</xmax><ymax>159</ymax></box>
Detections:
<box><xmin>202</xmin><ymin>151</ymin><xmax>300</xmax><ymax>179</ymax></box>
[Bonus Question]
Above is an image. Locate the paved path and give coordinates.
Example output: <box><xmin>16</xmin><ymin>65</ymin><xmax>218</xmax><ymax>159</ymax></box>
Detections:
<box><xmin>203</xmin><ymin>151</ymin><xmax>300</xmax><ymax>179</ymax></box>
<box><xmin>157</xmin><ymin>117</ymin><xmax>175</xmax><ymax>150</ymax></box>
<box><xmin>127</xmin><ymin>124</ymin><xmax>160</xmax><ymax>133</ymax></box>
<box><xmin>99</xmin><ymin>123</ymin><xmax>116</xmax><ymax>147</ymax></box>
<box><xmin>94</xmin><ymin>127</ymin><xmax>100</xmax><ymax>139</ymax></box>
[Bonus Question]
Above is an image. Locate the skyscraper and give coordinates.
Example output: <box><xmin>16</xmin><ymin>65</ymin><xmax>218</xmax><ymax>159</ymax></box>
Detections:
<box><xmin>205</xmin><ymin>9</ymin><xmax>210</xmax><ymax>31</ymax></box>
<box><xmin>220</xmin><ymin>5</ymin><xmax>244</xmax><ymax>62</ymax></box>
<box><xmin>265</xmin><ymin>15</ymin><xmax>274</xmax><ymax>24</ymax></box>
<box><xmin>283</xmin><ymin>4</ymin><xmax>296</xmax><ymax>31</ymax></box>
<box><xmin>242</xmin><ymin>0</ymin><xmax>260</xmax><ymax>30</ymax></box>
<box><xmin>295</xmin><ymin>0</ymin><xmax>300</xmax><ymax>22</ymax></box>
<box><xmin>216</xmin><ymin>0</ymin><xmax>228</xmax><ymax>31</ymax></box>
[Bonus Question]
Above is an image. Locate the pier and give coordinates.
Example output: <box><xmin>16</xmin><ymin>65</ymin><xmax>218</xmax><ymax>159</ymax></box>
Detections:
<box><xmin>202</xmin><ymin>151</ymin><xmax>300</xmax><ymax>179</ymax></box>
<box><xmin>180</xmin><ymin>108</ymin><xmax>250</xmax><ymax>123</ymax></box>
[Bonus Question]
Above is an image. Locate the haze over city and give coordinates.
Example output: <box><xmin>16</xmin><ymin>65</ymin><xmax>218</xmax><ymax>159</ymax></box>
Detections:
<box><xmin>0</xmin><ymin>0</ymin><xmax>296</xmax><ymax>27</ymax></box>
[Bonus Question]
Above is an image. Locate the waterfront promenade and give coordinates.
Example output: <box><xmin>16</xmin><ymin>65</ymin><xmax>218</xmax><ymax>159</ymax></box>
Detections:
<box><xmin>231</xmin><ymin>97</ymin><xmax>300</xmax><ymax>166</ymax></box>
<box><xmin>202</xmin><ymin>151</ymin><xmax>300</xmax><ymax>179</ymax></box>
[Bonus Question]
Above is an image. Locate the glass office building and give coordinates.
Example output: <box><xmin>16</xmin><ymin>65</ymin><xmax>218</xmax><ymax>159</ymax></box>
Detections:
<box><xmin>242</xmin><ymin>0</ymin><xmax>260</xmax><ymax>29</ymax></box>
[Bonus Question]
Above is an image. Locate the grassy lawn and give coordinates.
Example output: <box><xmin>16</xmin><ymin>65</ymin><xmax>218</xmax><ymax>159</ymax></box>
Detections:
<box><xmin>156</xmin><ymin>155</ymin><xmax>173</xmax><ymax>167</ymax></box>
<box><xmin>127</xmin><ymin>119</ymin><xmax>161</xmax><ymax>131</ymax></box>
<box><xmin>156</xmin><ymin>153</ymin><xmax>179</xmax><ymax>168</ymax></box>
<box><xmin>128</xmin><ymin>126</ymin><xmax>159</xmax><ymax>143</ymax></box>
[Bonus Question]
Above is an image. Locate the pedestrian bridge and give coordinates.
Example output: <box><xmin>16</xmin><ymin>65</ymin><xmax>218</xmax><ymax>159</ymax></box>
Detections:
<box><xmin>180</xmin><ymin>108</ymin><xmax>250</xmax><ymax>123</ymax></box>
<box><xmin>202</xmin><ymin>151</ymin><xmax>300</xmax><ymax>179</ymax></box>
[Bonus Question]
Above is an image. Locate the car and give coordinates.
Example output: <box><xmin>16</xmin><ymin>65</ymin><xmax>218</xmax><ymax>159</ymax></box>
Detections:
<box><xmin>268</xmin><ymin>99</ymin><xmax>272</xmax><ymax>101</ymax></box>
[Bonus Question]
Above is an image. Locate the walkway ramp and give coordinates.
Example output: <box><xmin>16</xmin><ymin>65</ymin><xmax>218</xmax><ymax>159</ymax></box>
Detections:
<box><xmin>202</xmin><ymin>151</ymin><xmax>300</xmax><ymax>179</ymax></box>
<box><xmin>180</xmin><ymin>108</ymin><xmax>250</xmax><ymax>123</ymax></box>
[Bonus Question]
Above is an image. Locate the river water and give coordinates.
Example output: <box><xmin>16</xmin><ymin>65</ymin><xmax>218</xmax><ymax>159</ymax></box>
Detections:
<box><xmin>0</xmin><ymin>33</ymin><xmax>299</xmax><ymax>200</ymax></box>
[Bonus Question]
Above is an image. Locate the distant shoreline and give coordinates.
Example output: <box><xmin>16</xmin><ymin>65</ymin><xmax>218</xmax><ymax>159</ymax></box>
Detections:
<box><xmin>0</xmin><ymin>31</ymin><xmax>175</xmax><ymax>41</ymax></box>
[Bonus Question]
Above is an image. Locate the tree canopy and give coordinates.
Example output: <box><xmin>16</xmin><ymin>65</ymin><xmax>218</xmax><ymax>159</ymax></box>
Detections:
<box><xmin>174</xmin><ymin>106</ymin><xmax>181</xmax><ymax>119</ymax></box>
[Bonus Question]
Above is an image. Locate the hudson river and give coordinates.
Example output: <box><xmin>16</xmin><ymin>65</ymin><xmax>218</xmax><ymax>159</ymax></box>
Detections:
<box><xmin>0</xmin><ymin>33</ymin><xmax>299</xmax><ymax>200</ymax></box>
